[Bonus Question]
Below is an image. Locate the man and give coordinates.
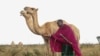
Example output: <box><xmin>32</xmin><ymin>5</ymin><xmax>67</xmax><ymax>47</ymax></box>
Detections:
<box><xmin>50</xmin><ymin>19</ymin><xmax>82</xmax><ymax>56</ymax></box>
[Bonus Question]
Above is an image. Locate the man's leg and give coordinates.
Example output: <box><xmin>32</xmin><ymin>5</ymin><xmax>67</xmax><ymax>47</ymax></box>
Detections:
<box><xmin>62</xmin><ymin>44</ymin><xmax>74</xmax><ymax>56</ymax></box>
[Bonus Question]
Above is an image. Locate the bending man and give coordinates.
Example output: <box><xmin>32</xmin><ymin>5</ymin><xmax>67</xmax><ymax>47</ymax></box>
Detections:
<box><xmin>50</xmin><ymin>19</ymin><xmax>82</xmax><ymax>56</ymax></box>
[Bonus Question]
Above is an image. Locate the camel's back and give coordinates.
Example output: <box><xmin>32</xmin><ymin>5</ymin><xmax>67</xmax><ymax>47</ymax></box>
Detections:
<box><xmin>50</xmin><ymin>21</ymin><xmax>59</xmax><ymax>34</ymax></box>
<box><xmin>69</xmin><ymin>24</ymin><xmax>80</xmax><ymax>41</ymax></box>
<box><xmin>47</xmin><ymin>20</ymin><xmax>67</xmax><ymax>35</ymax></box>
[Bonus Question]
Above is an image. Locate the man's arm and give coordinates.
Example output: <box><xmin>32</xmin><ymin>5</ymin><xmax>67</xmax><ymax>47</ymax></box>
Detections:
<box><xmin>60</xmin><ymin>33</ymin><xmax>72</xmax><ymax>45</ymax></box>
<box><xmin>52</xmin><ymin>34</ymin><xmax>65</xmax><ymax>43</ymax></box>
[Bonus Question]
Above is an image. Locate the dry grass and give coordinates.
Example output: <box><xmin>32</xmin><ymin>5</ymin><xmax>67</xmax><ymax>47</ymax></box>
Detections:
<box><xmin>0</xmin><ymin>44</ymin><xmax>100</xmax><ymax>56</ymax></box>
<box><xmin>81</xmin><ymin>44</ymin><xmax>100</xmax><ymax>56</ymax></box>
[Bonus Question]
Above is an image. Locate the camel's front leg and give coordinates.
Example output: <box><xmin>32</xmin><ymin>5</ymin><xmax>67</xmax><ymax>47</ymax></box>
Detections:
<box><xmin>43</xmin><ymin>37</ymin><xmax>49</xmax><ymax>56</ymax></box>
<box><xmin>55</xmin><ymin>52</ymin><xmax>61</xmax><ymax>56</ymax></box>
<box><xmin>46</xmin><ymin>40</ymin><xmax>61</xmax><ymax>56</ymax></box>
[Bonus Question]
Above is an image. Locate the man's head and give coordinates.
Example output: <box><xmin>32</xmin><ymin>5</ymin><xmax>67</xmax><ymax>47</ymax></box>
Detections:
<box><xmin>57</xmin><ymin>19</ymin><xmax>64</xmax><ymax>27</ymax></box>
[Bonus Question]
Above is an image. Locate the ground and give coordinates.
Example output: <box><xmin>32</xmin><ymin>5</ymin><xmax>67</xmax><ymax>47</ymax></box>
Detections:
<box><xmin>0</xmin><ymin>44</ymin><xmax>100</xmax><ymax>56</ymax></box>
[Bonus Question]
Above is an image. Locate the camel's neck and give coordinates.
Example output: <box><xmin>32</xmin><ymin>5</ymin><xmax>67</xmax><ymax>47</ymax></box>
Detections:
<box><xmin>32</xmin><ymin>12</ymin><xmax>44</xmax><ymax>35</ymax></box>
<box><xmin>22</xmin><ymin>13</ymin><xmax>37</xmax><ymax>34</ymax></box>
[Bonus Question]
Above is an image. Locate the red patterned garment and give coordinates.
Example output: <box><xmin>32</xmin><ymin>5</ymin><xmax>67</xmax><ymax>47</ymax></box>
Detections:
<box><xmin>50</xmin><ymin>24</ymin><xmax>82</xmax><ymax>56</ymax></box>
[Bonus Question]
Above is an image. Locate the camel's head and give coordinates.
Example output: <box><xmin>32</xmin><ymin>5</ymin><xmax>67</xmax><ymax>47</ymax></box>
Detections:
<box><xmin>24</xmin><ymin>7</ymin><xmax>38</xmax><ymax>15</ymax></box>
<box><xmin>20</xmin><ymin>7</ymin><xmax>38</xmax><ymax>18</ymax></box>
<box><xmin>20</xmin><ymin>10</ymin><xmax>32</xmax><ymax>19</ymax></box>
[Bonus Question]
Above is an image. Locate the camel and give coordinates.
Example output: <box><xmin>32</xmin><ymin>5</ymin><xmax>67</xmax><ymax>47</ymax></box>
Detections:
<box><xmin>20</xmin><ymin>7</ymin><xmax>80</xmax><ymax>56</ymax></box>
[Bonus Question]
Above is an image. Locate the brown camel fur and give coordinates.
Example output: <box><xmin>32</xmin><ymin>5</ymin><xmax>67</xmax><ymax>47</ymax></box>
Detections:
<box><xmin>20</xmin><ymin>7</ymin><xmax>80</xmax><ymax>56</ymax></box>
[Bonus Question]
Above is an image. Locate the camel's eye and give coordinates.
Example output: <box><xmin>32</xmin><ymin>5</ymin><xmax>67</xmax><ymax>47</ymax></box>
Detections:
<box><xmin>31</xmin><ymin>8</ymin><xmax>34</xmax><ymax>10</ymax></box>
<box><xmin>27</xmin><ymin>12</ymin><xmax>29</xmax><ymax>14</ymax></box>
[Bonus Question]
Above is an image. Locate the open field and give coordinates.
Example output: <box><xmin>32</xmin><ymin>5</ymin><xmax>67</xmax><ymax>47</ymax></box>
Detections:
<box><xmin>0</xmin><ymin>44</ymin><xmax>100</xmax><ymax>56</ymax></box>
